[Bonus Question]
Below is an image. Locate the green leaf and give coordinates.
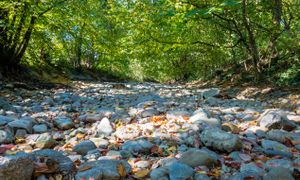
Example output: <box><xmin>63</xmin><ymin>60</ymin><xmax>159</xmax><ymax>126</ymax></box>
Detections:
<box><xmin>221</xmin><ymin>0</ymin><xmax>241</xmax><ymax>7</ymax></box>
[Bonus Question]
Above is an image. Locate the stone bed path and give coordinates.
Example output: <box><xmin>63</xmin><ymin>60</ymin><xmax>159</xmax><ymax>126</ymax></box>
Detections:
<box><xmin>0</xmin><ymin>81</ymin><xmax>300</xmax><ymax>180</ymax></box>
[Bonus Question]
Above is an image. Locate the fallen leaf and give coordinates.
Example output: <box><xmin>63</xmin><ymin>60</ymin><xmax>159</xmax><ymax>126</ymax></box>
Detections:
<box><xmin>134</xmin><ymin>169</ymin><xmax>150</xmax><ymax>178</ymax></box>
<box><xmin>117</xmin><ymin>163</ymin><xmax>126</xmax><ymax>177</ymax></box>
<box><xmin>207</xmin><ymin>167</ymin><xmax>221</xmax><ymax>177</ymax></box>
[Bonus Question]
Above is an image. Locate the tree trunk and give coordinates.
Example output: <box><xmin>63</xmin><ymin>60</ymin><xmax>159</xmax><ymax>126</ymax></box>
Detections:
<box><xmin>268</xmin><ymin>0</ymin><xmax>283</xmax><ymax>68</ymax></box>
<box><xmin>242</xmin><ymin>0</ymin><xmax>260</xmax><ymax>75</ymax></box>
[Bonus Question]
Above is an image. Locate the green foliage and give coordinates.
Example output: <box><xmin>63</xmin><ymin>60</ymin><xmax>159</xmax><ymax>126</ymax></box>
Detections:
<box><xmin>1</xmin><ymin>0</ymin><xmax>299</xmax><ymax>85</ymax></box>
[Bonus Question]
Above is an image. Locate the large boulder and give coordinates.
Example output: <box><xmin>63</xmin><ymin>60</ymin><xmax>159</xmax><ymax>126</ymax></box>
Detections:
<box><xmin>121</xmin><ymin>139</ymin><xmax>153</xmax><ymax>154</ymax></box>
<box><xmin>200</xmin><ymin>128</ymin><xmax>242</xmax><ymax>152</ymax></box>
<box><xmin>8</xmin><ymin>120</ymin><xmax>33</xmax><ymax>134</ymax></box>
<box><xmin>178</xmin><ymin>148</ymin><xmax>218</xmax><ymax>168</ymax></box>
<box><xmin>75</xmin><ymin>159</ymin><xmax>131</xmax><ymax>180</ymax></box>
<box><xmin>73</xmin><ymin>140</ymin><xmax>97</xmax><ymax>155</ymax></box>
<box><xmin>32</xmin><ymin>149</ymin><xmax>76</xmax><ymax>178</ymax></box>
<box><xmin>259</xmin><ymin>110</ymin><xmax>297</xmax><ymax>131</ymax></box>
<box><xmin>0</xmin><ymin>152</ymin><xmax>35</xmax><ymax>180</ymax></box>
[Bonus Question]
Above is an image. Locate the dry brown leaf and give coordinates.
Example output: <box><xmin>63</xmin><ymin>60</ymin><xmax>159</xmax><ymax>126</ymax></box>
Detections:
<box><xmin>117</xmin><ymin>163</ymin><xmax>126</xmax><ymax>177</ymax></box>
<box><xmin>134</xmin><ymin>169</ymin><xmax>150</xmax><ymax>178</ymax></box>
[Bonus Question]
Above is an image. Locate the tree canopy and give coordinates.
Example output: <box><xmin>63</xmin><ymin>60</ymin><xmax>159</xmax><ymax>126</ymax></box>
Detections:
<box><xmin>0</xmin><ymin>0</ymin><xmax>299</xmax><ymax>84</ymax></box>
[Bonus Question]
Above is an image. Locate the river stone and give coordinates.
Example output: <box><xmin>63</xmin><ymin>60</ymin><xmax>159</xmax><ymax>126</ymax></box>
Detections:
<box><xmin>32</xmin><ymin>149</ymin><xmax>76</xmax><ymax>177</ymax></box>
<box><xmin>115</xmin><ymin>126</ymin><xmax>140</xmax><ymax>140</ymax></box>
<box><xmin>78</xmin><ymin>114</ymin><xmax>103</xmax><ymax>123</ymax></box>
<box><xmin>0</xmin><ymin>115</ymin><xmax>14</xmax><ymax>126</ymax></box>
<box><xmin>90</xmin><ymin>138</ymin><xmax>109</xmax><ymax>148</ymax></box>
<box><xmin>8</xmin><ymin>120</ymin><xmax>32</xmax><ymax>133</ymax></box>
<box><xmin>228</xmin><ymin>171</ymin><xmax>262</xmax><ymax>180</ymax></box>
<box><xmin>73</xmin><ymin>140</ymin><xmax>97</xmax><ymax>155</ymax></box>
<box><xmin>200</xmin><ymin>88</ymin><xmax>220</xmax><ymax>99</ymax></box>
<box><xmin>0</xmin><ymin>152</ymin><xmax>35</xmax><ymax>180</ymax></box>
<box><xmin>194</xmin><ymin>174</ymin><xmax>211</xmax><ymax>180</ymax></box>
<box><xmin>141</xmin><ymin>109</ymin><xmax>159</xmax><ymax>118</ymax></box>
<box><xmin>75</xmin><ymin>159</ymin><xmax>131</xmax><ymax>180</ymax></box>
<box><xmin>0</xmin><ymin>98</ymin><xmax>13</xmax><ymax>111</ymax></box>
<box><xmin>33</xmin><ymin>124</ymin><xmax>48</xmax><ymax>133</ymax></box>
<box><xmin>261</xmin><ymin>139</ymin><xmax>289</xmax><ymax>153</ymax></box>
<box><xmin>193</xmin><ymin>117</ymin><xmax>221</xmax><ymax>128</ymax></box>
<box><xmin>263</xmin><ymin>167</ymin><xmax>294</xmax><ymax>180</ymax></box>
<box><xmin>259</xmin><ymin>110</ymin><xmax>297</xmax><ymax>131</ymax></box>
<box><xmin>200</xmin><ymin>128</ymin><xmax>242</xmax><ymax>152</ymax></box>
<box><xmin>265</xmin><ymin>159</ymin><xmax>294</xmax><ymax>172</ymax></box>
<box><xmin>150</xmin><ymin>167</ymin><xmax>169</xmax><ymax>180</ymax></box>
<box><xmin>178</xmin><ymin>148</ymin><xmax>218</xmax><ymax>168</ymax></box>
<box><xmin>121</xmin><ymin>139</ymin><xmax>153</xmax><ymax>154</ymax></box>
<box><xmin>168</xmin><ymin>162</ymin><xmax>194</xmax><ymax>180</ymax></box>
<box><xmin>35</xmin><ymin>133</ymin><xmax>56</xmax><ymax>149</ymax></box>
<box><xmin>54</xmin><ymin>117</ymin><xmax>74</xmax><ymax>130</ymax></box>
<box><xmin>96</xmin><ymin>117</ymin><xmax>114</xmax><ymax>136</ymax></box>
<box><xmin>75</xmin><ymin>167</ymin><xmax>103</xmax><ymax>180</ymax></box>
<box><xmin>166</xmin><ymin>110</ymin><xmax>190</xmax><ymax>120</ymax></box>
<box><xmin>0</xmin><ymin>130</ymin><xmax>14</xmax><ymax>144</ymax></box>
<box><xmin>266</xmin><ymin>129</ymin><xmax>300</xmax><ymax>145</ymax></box>
<box><xmin>240</xmin><ymin>162</ymin><xmax>265</xmax><ymax>176</ymax></box>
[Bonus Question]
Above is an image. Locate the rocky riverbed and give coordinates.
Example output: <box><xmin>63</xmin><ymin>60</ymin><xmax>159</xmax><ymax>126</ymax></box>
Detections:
<box><xmin>0</xmin><ymin>81</ymin><xmax>300</xmax><ymax>179</ymax></box>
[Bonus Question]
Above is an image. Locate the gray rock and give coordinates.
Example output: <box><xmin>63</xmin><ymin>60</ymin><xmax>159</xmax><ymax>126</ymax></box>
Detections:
<box><xmin>135</xmin><ymin>160</ymin><xmax>151</xmax><ymax>168</ymax></box>
<box><xmin>259</xmin><ymin>110</ymin><xmax>296</xmax><ymax>131</ymax></box>
<box><xmin>0</xmin><ymin>98</ymin><xmax>13</xmax><ymax>111</ymax></box>
<box><xmin>54</xmin><ymin>117</ymin><xmax>74</xmax><ymax>130</ymax></box>
<box><xmin>68</xmin><ymin>154</ymin><xmax>82</xmax><ymax>162</ymax></box>
<box><xmin>240</xmin><ymin>162</ymin><xmax>265</xmax><ymax>176</ymax></box>
<box><xmin>191</xmin><ymin>108</ymin><xmax>210</xmax><ymax>119</ymax></box>
<box><xmin>261</xmin><ymin>139</ymin><xmax>290</xmax><ymax>154</ymax></box>
<box><xmin>15</xmin><ymin>129</ymin><xmax>27</xmax><ymax>138</ymax></box>
<box><xmin>35</xmin><ymin>133</ymin><xmax>56</xmax><ymax>149</ymax></box>
<box><xmin>106</xmin><ymin>150</ymin><xmax>122</xmax><ymax>158</ymax></box>
<box><xmin>0</xmin><ymin>130</ymin><xmax>14</xmax><ymax>144</ymax></box>
<box><xmin>115</xmin><ymin>126</ymin><xmax>140</xmax><ymax>140</ymax></box>
<box><xmin>0</xmin><ymin>152</ymin><xmax>35</xmax><ymax>180</ymax></box>
<box><xmin>33</xmin><ymin>124</ymin><xmax>48</xmax><ymax>133</ymax></box>
<box><xmin>75</xmin><ymin>159</ymin><xmax>131</xmax><ymax>180</ymax></box>
<box><xmin>265</xmin><ymin>159</ymin><xmax>294</xmax><ymax>172</ymax></box>
<box><xmin>228</xmin><ymin>171</ymin><xmax>262</xmax><ymax>180</ymax></box>
<box><xmin>121</xmin><ymin>139</ymin><xmax>153</xmax><ymax>154</ymax></box>
<box><xmin>168</xmin><ymin>162</ymin><xmax>194</xmax><ymax>180</ymax></box>
<box><xmin>194</xmin><ymin>117</ymin><xmax>221</xmax><ymax>128</ymax></box>
<box><xmin>84</xmin><ymin>149</ymin><xmax>101</xmax><ymax>160</ymax></box>
<box><xmin>0</xmin><ymin>115</ymin><xmax>14</xmax><ymax>126</ymax></box>
<box><xmin>200</xmin><ymin>128</ymin><xmax>242</xmax><ymax>152</ymax></box>
<box><xmin>194</xmin><ymin>173</ymin><xmax>211</xmax><ymax>180</ymax></box>
<box><xmin>166</xmin><ymin>110</ymin><xmax>190</xmax><ymax>120</ymax></box>
<box><xmin>96</xmin><ymin>117</ymin><xmax>114</xmax><ymax>136</ymax></box>
<box><xmin>150</xmin><ymin>167</ymin><xmax>169</xmax><ymax>180</ymax></box>
<box><xmin>73</xmin><ymin>140</ymin><xmax>97</xmax><ymax>155</ymax></box>
<box><xmin>141</xmin><ymin>109</ymin><xmax>159</xmax><ymax>118</ymax></box>
<box><xmin>201</xmin><ymin>88</ymin><xmax>220</xmax><ymax>99</ymax></box>
<box><xmin>266</xmin><ymin>129</ymin><xmax>300</xmax><ymax>145</ymax></box>
<box><xmin>178</xmin><ymin>148</ymin><xmax>218</xmax><ymax>168</ymax></box>
<box><xmin>294</xmin><ymin>158</ymin><xmax>300</xmax><ymax>173</ymax></box>
<box><xmin>263</xmin><ymin>167</ymin><xmax>294</xmax><ymax>180</ymax></box>
<box><xmin>8</xmin><ymin>120</ymin><xmax>32</xmax><ymax>133</ymax></box>
<box><xmin>32</xmin><ymin>149</ymin><xmax>76</xmax><ymax>177</ymax></box>
<box><xmin>78</xmin><ymin>114</ymin><xmax>103</xmax><ymax>123</ymax></box>
<box><xmin>75</xmin><ymin>167</ymin><xmax>103</xmax><ymax>180</ymax></box>
<box><xmin>90</xmin><ymin>138</ymin><xmax>109</xmax><ymax>148</ymax></box>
